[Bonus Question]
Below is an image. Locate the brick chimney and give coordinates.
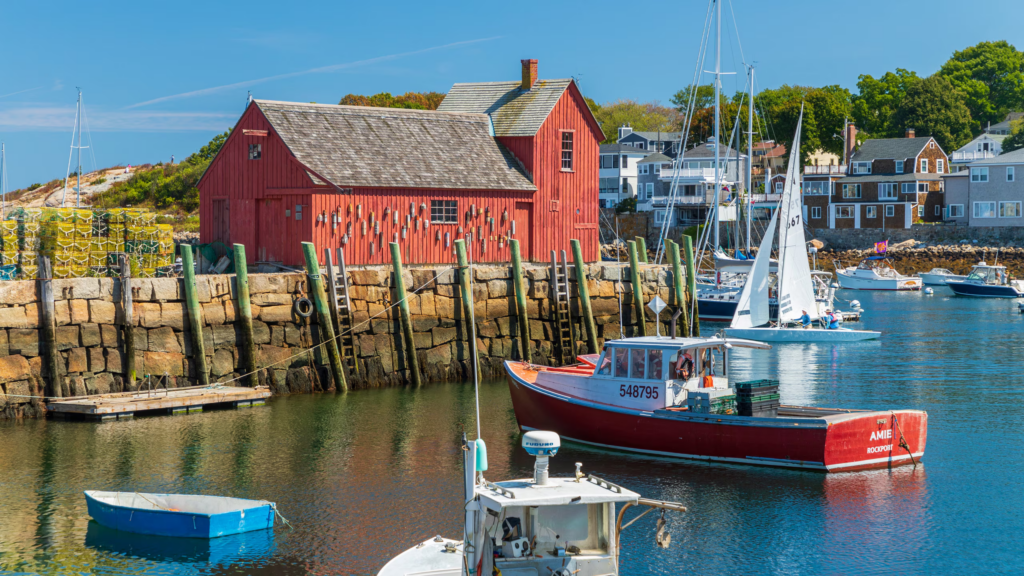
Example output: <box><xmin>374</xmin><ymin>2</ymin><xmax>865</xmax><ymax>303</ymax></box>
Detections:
<box><xmin>906</xmin><ymin>127</ymin><xmax>915</xmax><ymax>138</ymax></box>
<box><xmin>845</xmin><ymin>124</ymin><xmax>857</xmax><ymax>164</ymax></box>
<box><xmin>521</xmin><ymin>59</ymin><xmax>538</xmax><ymax>90</ymax></box>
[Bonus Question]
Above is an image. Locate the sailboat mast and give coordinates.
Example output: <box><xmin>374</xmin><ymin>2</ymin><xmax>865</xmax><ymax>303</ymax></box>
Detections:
<box><xmin>1</xmin><ymin>143</ymin><xmax>6</xmax><ymax>220</ymax></box>
<box><xmin>76</xmin><ymin>89</ymin><xmax>82</xmax><ymax>208</ymax></box>
<box><xmin>746</xmin><ymin>66</ymin><xmax>754</xmax><ymax>256</ymax></box>
<box><xmin>712</xmin><ymin>0</ymin><xmax>721</xmax><ymax>252</ymax></box>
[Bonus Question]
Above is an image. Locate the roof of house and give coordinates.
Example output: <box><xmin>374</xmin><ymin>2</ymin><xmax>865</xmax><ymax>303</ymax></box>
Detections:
<box><xmin>638</xmin><ymin>152</ymin><xmax>673</xmax><ymax>164</ymax></box>
<box><xmin>681</xmin><ymin>141</ymin><xmax>745</xmax><ymax>159</ymax></box>
<box><xmin>600</xmin><ymin>143</ymin><xmax>652</xmax><ymax>155</ymax></box>
<box><xmin>850</xmin><ymin>137</ymin><xmax>933</xmax><ymax>162</ymax></box>
<box><xmin>253</xmin><ymin>100</ymin><xmax>535</xmax><ymax>191</ymax></box>
<box><xmin>987</xmin><ymin>111</ymin><xmax>1024</xmax><ymax>133</ymax></box>
<box><xmin>437</xmin><ymin>79</ymin><xmax>591</xmax><ymax>137</ymax></box>
<box><xmin>839</xmin><ymin>173</ymin><xmax>944</xmax><ymax>184</ymax></box>
<box><xmin>943</xmin><ymin>171</ymin><xmax>969</xmax><ymax>178</ymax></box>
<box><xmin>969</xmin><ymin>147</ymin><xmax>1024</xmax><ymax>166</ymax></box>
<box><xmin>623</xmin><ymin>130</ymin><xmax>683</xmax><ymax>141</ymax></box>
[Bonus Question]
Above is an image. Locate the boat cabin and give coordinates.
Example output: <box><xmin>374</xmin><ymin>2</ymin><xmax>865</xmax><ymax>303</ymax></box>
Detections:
<box><xmin>965</xmin><ymin>262</ymin><xmax>1010</xmax><ymax>285</ymax></box>
<box><xmin>535</xmin><ymin>336</ymin><xmax>770</xmax><ymax>412</ymax></box>
<box><xmin>474</xmin><ymin>476</ymin><xmax>637</xmax><ymax>574</ymax></box>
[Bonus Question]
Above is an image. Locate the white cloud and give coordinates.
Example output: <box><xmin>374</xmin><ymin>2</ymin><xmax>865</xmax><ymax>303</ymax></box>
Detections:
<box><xmin>0</xmin><ymin>105</ymin><xmax>235</xmax><ymax>132</ymax></box>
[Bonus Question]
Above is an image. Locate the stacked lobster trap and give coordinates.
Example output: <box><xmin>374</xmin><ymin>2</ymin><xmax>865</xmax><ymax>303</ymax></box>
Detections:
<box><xmin>1</xmin><ymin>207</ymin><xmax>176</xmax><ymax>280</ymax></box>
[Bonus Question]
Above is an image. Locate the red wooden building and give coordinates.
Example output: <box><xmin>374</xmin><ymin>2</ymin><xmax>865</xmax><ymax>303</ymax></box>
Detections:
<box><xmin>198</xmin><ymin>59</ymin><xmax>602</xmax><ymax>266</ymax></box>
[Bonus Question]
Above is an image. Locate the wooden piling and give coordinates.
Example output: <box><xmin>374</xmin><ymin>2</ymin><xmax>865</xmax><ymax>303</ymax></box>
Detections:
<box><xmin>509</xmin><ymin>239</ymin><xmax>532</xmax><ymax>362</ymax></box>
<box><xmin>454</xmin><ymin>240</ymin><xmax>479</xmax><ymax>382</ymax></box>
<box><xmin>627</xmin><ymin>240</ymin><xmax>647</xmax><ymax>337</ymax></box>
<box><xmin>233</xmin><ymin>244</ymin><xmax>258</xmax><ymax>388</ymax></box>
<box><xmin>119</xmin><ymin>256</ymin><xmax>136</xmax><ymax>390</ymax></box>
<box><xmin>180</xmin><ymin>246</ymin><xmax>210</xmax><ymax>387</ymax></box>
<box><xmin>635</xmin><ymin>236</ymin><xmax>649</xmax><ymax>264</ymax></box>
<box><xmin>683</xmin><ymin>235</ymin><xmax>700</xmax><ymax>337</ymax></box>
<box><xmin>570</xmin><ymin>239</ymin><xmax>598</xmax><ymax>353</ymax></box>
<box><xmin>389</xmin><ymin>242</ymin><xmax>422</xmax><ymax>387</ymax></box>
<box><xmin>666</xmin><ymin>239</ymin><xmax>690</xmax><ymax>338</ymax></box>
<box><xmin>38</xmin><ymin>256</ymin><xmax>61</xmax><ymax>398</ymax></box>
<box><xmin>300</xmin><ymin>242</ymin><xmax>347</xmax><ymax>392</ymax></box>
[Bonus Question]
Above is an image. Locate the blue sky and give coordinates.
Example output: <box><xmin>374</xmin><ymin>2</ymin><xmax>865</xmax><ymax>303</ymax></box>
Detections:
<box><xmin>1</xmin><ymin>0</ymin><xmax>1021</xmax><ymax>190</ymax></box>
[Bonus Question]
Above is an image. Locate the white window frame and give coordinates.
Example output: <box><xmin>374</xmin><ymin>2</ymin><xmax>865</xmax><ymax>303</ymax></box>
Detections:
<box><xmin>430</xmin><ymin>200</ymin><xmax>459</xmax><ymax>223</ymax></box>
<box><xmin>654</xmin><ymin>163</ymin><xmax>661</xmax><ymax>175</ymax></box>
<box><xmin>852</xmin><ymin>161</ymin><xmax>871</xmax><ymax>174</ymax></box>
<box><xmin>1008</xmin><ymin>167</ymin><xmax>1015</xmax><ymax>182</ymax></box>
<box><xmin>811</xmin><ymin>206</ymin><xmax>821</xmax><ymax>219</ymax></box>
<box><xmin>885</xmin><ymin>204</ymin><xmax>895</xmax><ymax>217</ymax></box>
<box><xmin>937</xmin><ymin>159</ymin><xmax>944</xmax><ymax>173</ymax></box>
<box><xmin>949</xmin><ymin>204</ymin><xmax>964</xmax><ymax>217</ymax></box>
<box><xmin>918</xmin><ymin>182</ymin><xmax>928</xmax><ymax>193</ymax></box>
<box><xmin>920</xmin><ymin>159</ymin><xmax>928</xmax><ymax>172</ymax></box>
<box><xmin>971</xmin><ymin>167</ymin><xmax>989</xmax><ymax>182</ymax></box>
<box><xmin>917</xmin><ymin>205</ymin><xmax>924</xmax><ymax>217</ymax></box>
<box><xmin>646</xmin><ymin>182</ymin><xmax>654</xmax><ymax>199</ymax></box>
<box><xmin>999</xmin><ymin>201</ymin><xmax>1022</xmax><ymax>218</ymax></box>
<box><xmin>842</xmin><ymin>184</ymin><xmax>861</xmax><ymax>199</ymax></box>
<box><xmin>879</xmin><ymin>183</ymin><xmax>897</xmax><ymax>200</ymax></box>
<box><xmin>895</xmin><ymin>160</ymin><xmax>904</xmax><ymax>174</ymax></box>
<box><xmin>974</xmin><ymin>201</ymin><xmax>997</xmax><ymax>218</ymax></box>
<box><xmin>901</xmin><ymin>183</ymin><xmax>915</xmax><ymax>194</ymax></box>
<box><xmin>935</xmin><ymin>204</ymin><xmax>941</xmax><ymax>216</ymax></box>
<box><xmin>866</xmin><ymin>206</ymin><xmax>877</xmax><ymax>219</ymax></box>
<box><xmin>836</xmin><ymin>206</ymin><xmax>855</xmax><ymax>218</ymax></box>
<box><xmin>774</xmin><ymin>182</ymin><xmax>783</xmax><ymax>193</ymax></box>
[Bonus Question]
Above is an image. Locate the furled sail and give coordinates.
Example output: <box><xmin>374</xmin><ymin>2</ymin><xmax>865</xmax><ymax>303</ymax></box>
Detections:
<box><xmin>775</xmin><ymin>109</ymin><xmax>818</xmax><ymax>324</ymax></box>
<box><xmin>731</xmin><ymin>209</ymin><xmax>778</xmax><ymax>329</ymax></box>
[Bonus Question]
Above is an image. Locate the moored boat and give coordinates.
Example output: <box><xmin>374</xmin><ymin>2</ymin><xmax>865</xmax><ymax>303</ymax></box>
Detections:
<box><xmin>918</xmin><ymin>268</ymin><xmax>967</xmax><ymax>286</ymax></box>
<box><xmin>503</xmin><ymin>336</ymin><xmax>926</xmax><ymax>472</ymax></box>
<box><xmin>836</xmin><ymin>256</ymin><xmax>921</xmax><ymax>291</ymax></box>
<box><xmin>946</xmin><ymin>262</ymin><xmax>1024</xmax><ymax>298</ymax></box>
<box><xmin>84</xmin><ymin>491</ymin><xmax>276</xmax><ymax>538</ymax></box>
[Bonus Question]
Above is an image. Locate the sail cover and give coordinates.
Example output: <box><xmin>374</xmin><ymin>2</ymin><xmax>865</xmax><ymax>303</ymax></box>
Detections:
<box><xmin>776</xmin><ymin>110</ymin><xmax>819</xmax><ymax>323</ymax></box>
<box><xmin>731</xmin><ymin>209</ymin><xmax>778</xmax><ymax>329</ymax></box>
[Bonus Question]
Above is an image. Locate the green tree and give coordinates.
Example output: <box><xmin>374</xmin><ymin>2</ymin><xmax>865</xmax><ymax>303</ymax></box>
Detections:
<box><xmin>805</xmin><ymin>85</ymin><xmax>853</xmax><ymax>157</ymax></box>
<box><xmin>938</xmin><ymin>41</ymin><xmax>1024</xmax><ymax>129</ymax></box>
<box><xmin>185</xmin><ymin>130</ymin><xmax>230</xmax><ymax>165</ymax></box>
<box><xmin>754</xmin><ymin>85</ymin><xmax>820</xmax><ymax>160</ymax></box>
<box><xmin>851</xmin><ymin>69</ymin><xmax>921</xmax><ymax>138</ymax></box>
<box><xmin>338</xmin><ymin>91</ymin><xmax>446</xmax><ymax>110</ymax></box>
<box><xmin>1003</xmin><ymin>118</ymin><xmax>1024</xmax><ymax>153</ymax></box>
<box><xmin>891</xmin><ymin>75</ymin><xmax>974</xmax><ymax>152</ymax></box>
<box><xmin>591</xmin><ymin>99</ymin><xmax>680</xmax><ymax>143</ymax></box>
<box><xmin>615</xmin><ymin>198</ymin><xmax>637</xmax><ymax>213</ymax></box>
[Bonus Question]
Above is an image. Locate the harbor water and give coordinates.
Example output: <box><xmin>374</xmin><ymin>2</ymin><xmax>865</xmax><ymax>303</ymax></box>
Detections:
<box><xmin>2</xmin><ymin>287</ymin><xmax>1023</xmax><ymax>575</ymax></box>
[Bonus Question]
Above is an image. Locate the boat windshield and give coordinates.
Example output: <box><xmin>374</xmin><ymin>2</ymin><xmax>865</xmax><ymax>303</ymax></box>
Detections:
<box><xmin>967</xmin><ymin>267</ymin><xmax>1004</xmax><ymax>284</ymax></box>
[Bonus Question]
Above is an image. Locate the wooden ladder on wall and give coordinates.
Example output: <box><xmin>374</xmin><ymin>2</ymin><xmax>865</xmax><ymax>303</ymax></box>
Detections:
<box><xmin>549</xmin><ymin>250</ymin><xmax>576</xmax><ymax>366</ymax></box>
<box><xmin>325</xmin><ymin>248</ymin><xmax>359</xmax><ymax>376</ymax></box>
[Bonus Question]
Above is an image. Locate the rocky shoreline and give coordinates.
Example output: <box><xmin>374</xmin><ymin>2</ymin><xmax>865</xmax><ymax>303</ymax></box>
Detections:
<box><xmin>818</xmin><ymin>240</ymin><xmax>1024</xmax><ymax>276</ymax></box>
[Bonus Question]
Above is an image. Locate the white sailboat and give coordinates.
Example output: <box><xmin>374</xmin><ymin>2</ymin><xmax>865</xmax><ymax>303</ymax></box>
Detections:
<box><xmin>725</xmin><ymin>111</ymin><xmax>880</xmax><ymax>343</ymax></box>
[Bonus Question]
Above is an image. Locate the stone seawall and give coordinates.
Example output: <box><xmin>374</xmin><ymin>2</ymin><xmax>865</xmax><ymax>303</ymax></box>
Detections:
<box><xmin>811</xmin><ymin>225</ymin><xmax>1024</xmax><ymax>251</ymax></box>
<box><xmin>0</xmin><ymin>263</ymin><xmax>682</xmax><ymax>418</ymax></box>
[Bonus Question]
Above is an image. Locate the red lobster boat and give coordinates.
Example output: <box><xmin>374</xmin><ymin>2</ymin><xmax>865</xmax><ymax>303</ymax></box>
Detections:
<box><xmin>504</xmin><ymin>336</ymin><xmax>927</xmax><ymax>472</ymax></box>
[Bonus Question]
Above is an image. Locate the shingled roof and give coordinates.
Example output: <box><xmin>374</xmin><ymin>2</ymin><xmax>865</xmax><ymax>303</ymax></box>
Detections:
<box><xmin>437</xmin><ymin>79</ymin><xmax>577</xmax><ymax>137</ymax></box>
<box><xmin>851</xmin><ymin>137</ymin><xmax>932</xmax><ymax>163</ymax></box>
<box><xmin>254</xmin><ymin>100</ymin><xmax>535</xmax><ymax>191</ymax></box>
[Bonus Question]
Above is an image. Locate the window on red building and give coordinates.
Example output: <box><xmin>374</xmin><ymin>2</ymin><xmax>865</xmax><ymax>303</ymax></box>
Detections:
<box><xmin>561</xmin><ymin>132</ymin><xmax>574</xmax><ymax>171</ymax></box>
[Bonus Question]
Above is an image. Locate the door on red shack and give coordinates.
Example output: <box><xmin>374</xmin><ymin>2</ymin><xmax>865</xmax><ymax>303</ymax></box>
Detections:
<box><xmin>258</xmin><ymin>197</ymin><xmax>283</xmax><ymax>263</ymax></box>
<box><xmin>284</xmin><ymin>197</ymin><xmax>311</xmax><ymax>267</ymax></box>
<box><xmin>514</xmin><ymin>202</ymin><xmax>532</xmax><ymax>260</ymax></box>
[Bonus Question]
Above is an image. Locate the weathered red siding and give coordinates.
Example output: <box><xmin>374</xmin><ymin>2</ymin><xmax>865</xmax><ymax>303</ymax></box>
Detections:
<box><xmin>528</xmin><ymin>84</ymin><xmax>602</xmax><ymax>262</ymax></box>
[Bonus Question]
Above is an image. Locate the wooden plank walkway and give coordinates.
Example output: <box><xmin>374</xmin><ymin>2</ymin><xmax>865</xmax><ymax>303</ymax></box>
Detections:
<box><xmin>46</xmin><ymin>386</ymin><xmax>271</xmax><ymax>420</ymax></box>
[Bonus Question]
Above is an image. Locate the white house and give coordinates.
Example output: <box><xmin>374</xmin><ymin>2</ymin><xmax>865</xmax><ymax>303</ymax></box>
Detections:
<box><xmin>950</xmin><ymin>133</ymin><xmax>1007</xmax><ymax>171</ymax></box>
<box><xmin>599</xmin><ymin>144</ymin><xmax>651</xmax><ymax>208</ymax></box>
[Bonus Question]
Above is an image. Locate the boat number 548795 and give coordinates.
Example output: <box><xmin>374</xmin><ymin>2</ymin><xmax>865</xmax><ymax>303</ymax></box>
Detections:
<box><xmin>620</xmin><ymin>385</ymin><xmax>658</xmax><ymax>399</ymax></box>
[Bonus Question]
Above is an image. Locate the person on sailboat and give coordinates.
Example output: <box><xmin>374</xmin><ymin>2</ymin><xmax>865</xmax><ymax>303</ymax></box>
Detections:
<box><xmin>798</xmin><ymin>310</ymin><xmax>811</xmax><ymax>328</ymax></box>
<box><xmin>824</xmin><ymin>309</ymin><xmax>840</xmax><ymax>329</ymax></box>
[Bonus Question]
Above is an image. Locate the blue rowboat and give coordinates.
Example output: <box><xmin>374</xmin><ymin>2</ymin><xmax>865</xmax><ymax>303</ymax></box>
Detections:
<box><xmin>84</xmin><ymin>491</ymin><xmax>275</xmax><ymax>538</ymax></box>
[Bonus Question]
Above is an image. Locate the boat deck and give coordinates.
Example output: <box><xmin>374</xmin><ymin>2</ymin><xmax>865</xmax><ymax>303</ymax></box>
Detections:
<box><xmin>47</xmin><ymin>386</ymin><xmax>271</xmax><ymax>420</ymax></box>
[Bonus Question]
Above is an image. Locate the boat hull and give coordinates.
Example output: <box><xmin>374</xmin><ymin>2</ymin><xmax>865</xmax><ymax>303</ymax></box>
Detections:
<box><xmin>698</xmin><ymin>297</ymin><xmax>779</xmax><ymax>321</ymax></box>
<box><xmin>505</xmin><ymin>363</ymin><xmax>926</xmax><ymax>472</ymax></box>
<box><xmin>919</xmin><ymin>272</ymin><xmax>965</xmax><ymax>286</ymax></box>
<box><xmin>84</xmin><ymin>492</ymin><xmax>274</xmax><ymax>538</ymax></box>
<box><xmin>946</xmin><ymin>281</ymin><xmax>1023</xmax><ymax>298</ymax></box>
<box><xmin>724</xmin><ymin>327</ymin><xmax>881</xmax><ymax>342</ymax></box>
<box><xmin>377</xmin><ymin>537</ymin><xmax>462</xmax><ymax>576</ymax></box>
<box><xmin>836</xmin><ymin>271</ymin><xmax>921</xmax><ymax>291</ymax></box>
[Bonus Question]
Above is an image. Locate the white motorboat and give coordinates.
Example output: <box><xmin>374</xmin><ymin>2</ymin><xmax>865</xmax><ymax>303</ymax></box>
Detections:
<box><xmin>725</xmin><ymin>112</ymin><xmax>880</xmax><ymax>343</ymax></box>
<box><xmin>918</xmin><ymin>268</ymin><xmax>966</xmax><ymax>286</ymax></box>
<box><xmin>835</xmin><ymin>257</ymin><xmax>921</xmax><ymax>291</ymax></box>
<box><xmin>377</xmin><ymin>432</ymin><xmax>684</xmax><ymax>576</ymax></box>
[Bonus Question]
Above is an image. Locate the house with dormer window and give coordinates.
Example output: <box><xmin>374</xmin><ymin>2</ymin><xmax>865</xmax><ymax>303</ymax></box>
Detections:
<box><xmin>817</xmin><ymin>129</ymin><xmax>948</xmax><ymax>229</ymax></box>
<box><xmin>616</xmin><ymin>126</ymin><xmax>682</xmax><ymax>157</ymax></box>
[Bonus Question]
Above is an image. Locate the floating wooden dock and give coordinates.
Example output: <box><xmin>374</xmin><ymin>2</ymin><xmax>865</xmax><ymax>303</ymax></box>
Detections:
<box><xmin>46</xmin><ymin>386</ymin><xmax>271</xmax><ymax>420</ymax></box>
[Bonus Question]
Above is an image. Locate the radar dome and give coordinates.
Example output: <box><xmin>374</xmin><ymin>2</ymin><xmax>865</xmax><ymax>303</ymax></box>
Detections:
<box><xmin>522</xmin><ymin>431</ymin><xmax>560</xmax><ymax>457</ymax></box>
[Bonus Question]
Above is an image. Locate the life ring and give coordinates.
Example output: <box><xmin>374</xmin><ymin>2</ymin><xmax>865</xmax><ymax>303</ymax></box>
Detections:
<box><xmin>293</xmin><ymin>297</ymin><xmax>314</xmax><ymax>318</ymax></box>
